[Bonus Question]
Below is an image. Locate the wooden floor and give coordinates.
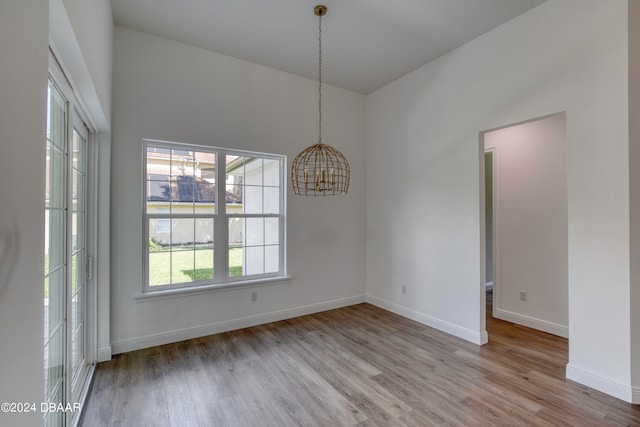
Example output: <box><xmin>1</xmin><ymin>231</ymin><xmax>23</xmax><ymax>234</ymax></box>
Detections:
<box><xmin>81</xmin><ymin>292</ymin><xmax>640</xmax><ymax>426</ymax></box>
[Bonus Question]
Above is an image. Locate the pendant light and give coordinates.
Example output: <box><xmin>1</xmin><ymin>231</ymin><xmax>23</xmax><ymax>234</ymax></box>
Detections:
<box><xmin>291</xmin><ymin>5</ymin><xmax>350</xmax><ymax>196</ymax></box>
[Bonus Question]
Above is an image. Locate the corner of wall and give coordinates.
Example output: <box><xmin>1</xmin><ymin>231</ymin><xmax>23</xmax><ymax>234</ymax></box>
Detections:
<box><xmin>365</xmin><ymin>294</ymin><xmax>486</xmax><ymax>346</ymax></box>
<box><xmin>566</xmin><ymin>364</ymin><xmax>635</xmax><ymax>404</ymax></box>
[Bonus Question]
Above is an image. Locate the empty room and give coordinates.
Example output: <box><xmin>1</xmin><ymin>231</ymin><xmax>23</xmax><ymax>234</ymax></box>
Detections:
<box><xmin>1</xmin><ymin>0</ymin><xmax>640</xmax><ymax>426</ymax></box>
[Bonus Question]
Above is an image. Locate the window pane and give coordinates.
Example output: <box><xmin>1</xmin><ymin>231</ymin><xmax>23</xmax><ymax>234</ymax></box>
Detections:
<box><xmin>75</xmin><ymin>171</ymin><xmax>85</xmax><ymax>215</ymax></box>
<box><xmin>229</xmin><ymin>246</ymin><xmax>243</xmax><ymax>277</ymax></box>
<box><xmin>264</xmin><ymin>187</ymin><xmax>280</xmax><ymax>214</ymax></box>
<box><xmin>195</xmin><ymin>181</ymin><xmax>215</xmax><ymax>214</ymax></box>
<box><xmin>227</xmin><ymin>184</ymin><xmax>243</xmax><ymax>206</ymax></box>
<box><xmin>263</xmin><ymin>158</ymin><xmax>280</xmax><ymax>187</ymax></box>
<box><xmin>49</xmin><ymin>83</ymin><xmax>67</xmax><ymax>151</ymax></box>
<box><xmin>46</xmin><ymin>268</ymin><xmax>65</xmax><ymax>336</ymax></box>
<box><xmin>171</xmin><ymin>218</ymin><xmax>195</xmax><ymax>284</ymax></box>
<box><xmin>229</xmin><ymin>217</ymin><xmax>242</xmax><ymax>247</ymax></box>
<box><xmin>226</xmin><ymin>155</ymin><xmax>245</xmax><ymax>213</ymax></box>
<box><xmin>171</xmin><ymin>218</ymin><xmax>194</xmax><ymax>247</ymax></box>
<box><xmin>75</xmin><ymin>212</ymin><xmax>85</xmax><ymax>253</ymax></box>
<box><xmin>149</xmin><ymin>249</ymin><xmax>170</xmax><ymax>286</ymax></box>
<box><xmin>265</xmin><ymin>218</ymin><xmax>279</xmax><ymax>245</ymax></box>
<box><xmin>245</xmin><ymin>246</ymin><xmax>264</xmax><ymax>275</ymax></box>
<box><xmin>146</xmin><ymin>146</ymin><xmax>217</xmax><ymax>217</ymax></box>
<box><xmin>71</xmin><ymin>253</ymin><xmax>78</xmax><ymax>295</ymax></box>
<box><xmin>48</xmin><ymin>209</ymin><xmax>65</xmax><ymax>268</ymax></box>
<box><xmin>44</xmin><ymin>383</ymin><xmax>65</xmax><ymax>426</ymax></box>
<box><xmin>72</xmin><ymin>269</ymin><xmax>83</xmax><ymax>319</ymax></box>
<box><xmin>50</xmin><ymin>147</ymin><xmax>65</xmax><ymax>209</ymax></box>
<box><xmin>194</xmin><ymin>218</ymin><xmax>214</xmax><ymax>281</ymax></box>
<box><xmin>194</xmin><ymin>248</ymin><xmax>214</xmax><ymax>281</ymax></box>
<box><xmin>73</xmin><ymin>129</ymin><xmax>85</xmax><ymax>174</ymax></box>
<box><xmin>176</xmin><ymin>176</ymin><xmax>196</xmax><ymax>201</ymax></box>
<box><xmin>71</xmin><ymin>322</ymin><xmax>84</xmax><ymax>382</ymax></box>
<box><xmin>246</xmin><ymin>218</ymin><xmax>264</xmax><ymax>246</ymax></box>
<box><xmin>147</xmin><ymin>175</ymin><xmax>171</xmax><ymax>202</ymax></box>
<box><xmin>244</xmin><ymin>186</ymin><xmax>262</xmax><ymax>214</ymax></box>
<box><xmin>71</xmin><ymin>212</ymin><xmax>78</xmax><ymax>252</ymax></box>
<box><xmin>226</xmin><ymin>155</ymin><xmax>245</xmax><ymax>182</ymax></box>
<box><xmin>265</xmin><ymin>245</ymin><xmax>279</xmax><ymax>273</ymax></box>
<box><xmin>45</xmin><ymin>325</ymin><xmax>65</xmax><ymax>403</ymax></box>
<box><xmin>195</xmin><ymin>218</ymin><xmax>214</xmax><ymax>245</ymax></box>
<box><xmin>201</xmin><ymin>167</ymin><xmax>215</xmax><ymax>181</ymax></box>
<box><xmin>155</xmin><ymin>218</ymin><xmax>171</xmax><ymax>235</ymax></box>
<box><xmin>148</xmin><ymin>146</ymin><xmax>170</xmax><ymax>154</ymax></box>
<box><xmin>244</xmin><ymin>158</ymin><xmax>262</xmax><ymax>185</ymax></box>
<box><xmin>172</xmin><ymin>247</ymin><xmax>195</xmax><ymax>285</ymax></box>
<box><xmin>45</xmin><ymin>141</ymin><xmax>51</xmax><ymax>207</ymax></box>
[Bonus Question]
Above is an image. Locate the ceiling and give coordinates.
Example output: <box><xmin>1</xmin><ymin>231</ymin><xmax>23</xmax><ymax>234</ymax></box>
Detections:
<box><xmin>111</xmin><ymin>0</ymin><xmax>547</xmax><ymax>94</ymax></box>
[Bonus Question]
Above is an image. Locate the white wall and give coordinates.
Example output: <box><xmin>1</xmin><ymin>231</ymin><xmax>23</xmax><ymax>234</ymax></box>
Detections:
<box><xmin>110</xmin><ymin>26</ymin><xmax>366</xmax><ymax>353</ymax></box>
<box><xmin>0</xmin><ymin>2</ymin><xmax>111</xmax><ymax>424</ymax></box>
<box><xmin>366</xmin><ymin>0</ymin><xmax>633</xmax><ymax>401</ymax></box>
<box><xmin>484</xmin><ymin>114</ymin><xmax>568</xmax><ymax>337</ymax></box>
<box><xmin>62</xmin><ymin>0</ymin><xmax>112</xmax><ymax>127</ymax></box>
<box><xmin>628</xmin><ymin>0</ymin><xmax>640</xmax><ymax>403</ymax></box>
<box><xmin>50</xmin><ymin>0</ymin><xmax>114</xmax><ymax>364</ymax></box>
<box><xmin>50</xmin><ymin>0</ymin><xmax>112</xmax><ymax>130</ymax></box>
<box><xmin>0</xmin><ymin>2</ymin><xmax>48</xmax><ymax>425</ymax></box>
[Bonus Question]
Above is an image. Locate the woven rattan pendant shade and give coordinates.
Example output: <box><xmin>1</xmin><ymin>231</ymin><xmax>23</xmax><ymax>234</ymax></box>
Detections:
<box><xmin>291</xmin><ymin>5</ymin><xmax>350</xmax><ymax>196</ymax></box>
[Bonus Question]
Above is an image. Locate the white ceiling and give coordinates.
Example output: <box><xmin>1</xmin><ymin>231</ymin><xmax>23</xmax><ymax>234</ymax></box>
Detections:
<box><xmin>111</xmin><ymin>0</ymin><xmax>547</xmax><ymax>94</ymax></box>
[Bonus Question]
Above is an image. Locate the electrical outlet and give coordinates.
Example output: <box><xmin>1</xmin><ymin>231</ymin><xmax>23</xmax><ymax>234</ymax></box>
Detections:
<box><xmin>401</xmin><ymin>285</ymin><xmax>407</xmax><ymax>294</ymax></box>
<box><xmin>251</xmin><ymin>291</ymin><xmax>257</xmax><ymax>302</ymax></box>
<box><xmin>520</xmin><ymin>291</ymin><xmax>527</xmax><ymax>302</ymax></box>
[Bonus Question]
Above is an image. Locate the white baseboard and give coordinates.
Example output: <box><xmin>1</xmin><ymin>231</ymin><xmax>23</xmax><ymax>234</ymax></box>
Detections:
<box><xmin>566</xmin><ymin>364</ymin><xmax>635</xmax><ymax>403</ymax></box>
<box><xmin>111</xmin><ymin>294</ymin><xmax>366</xmax><ymax>355</ymax></box>
<box><xmin>494</xmin><ymin>308</ymin><xmax>568</xmax><ymax>338</ymax></box>
<box><xmin>365</xmin><ymin>294</ymin><xmax>486</xmax><ymax>345</ymax></box>
<box><xmin>479</xmin><ymin>330</ymin><xmax>488</xmax><ymax>345</ymax></box>
<box><xmin>97</xmin><ymin>346</ymin><xmax>112</xmax><ymax>362</ymax></box>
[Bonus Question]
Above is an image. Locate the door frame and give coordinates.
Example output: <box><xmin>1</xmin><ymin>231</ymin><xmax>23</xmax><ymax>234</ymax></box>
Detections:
<box><xmin>484</xmin><ymin>147</ymin><xmax>498</xmax><ymax>318</ymax></box>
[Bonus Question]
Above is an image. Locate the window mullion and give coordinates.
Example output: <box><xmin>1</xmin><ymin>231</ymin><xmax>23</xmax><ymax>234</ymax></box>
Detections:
<box><xmin>280</xmin><ymin>158</ymin><xmax>286</xmax><ymax>275</ymax></box>
<box><xmin>215</xmin><ymin>151</ymin><xmax>227</xmax><ymax>282</ymax></box>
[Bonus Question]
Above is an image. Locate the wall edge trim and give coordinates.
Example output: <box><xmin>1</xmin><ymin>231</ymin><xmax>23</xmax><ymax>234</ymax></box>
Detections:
<box><xmin>566</xmin><ymin>364</ymin><xmax>634</xmax><ymax>403</ymax></box>
<box><xmin>97</xmin><ymin>346</ymin><xmax>112</xmax><ymax>363</ymax></box>
<box><xmin>111</xmin><ymin>294</ymin><xmax>366</xmax><ymax>354</ymax></box>
<box><xmin>365</xmin><ymin>294</ymin><xmax>485</xmax><ymax>345</ymax></box>
<box><xmin>632</xmin><ymin>386</ymin><xmax>640</xmax><ymax>405</ymax></box>
<box><xmin>494</xmin><ymin>308</ymin><xmax>568</xmax><ymax>338</ymax></box>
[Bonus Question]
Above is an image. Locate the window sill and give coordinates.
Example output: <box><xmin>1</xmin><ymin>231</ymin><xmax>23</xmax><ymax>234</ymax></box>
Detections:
<box><xmin>134</xmin><ymin>275</ymin><xmax>293</xmax><ymax>302</ymax></box>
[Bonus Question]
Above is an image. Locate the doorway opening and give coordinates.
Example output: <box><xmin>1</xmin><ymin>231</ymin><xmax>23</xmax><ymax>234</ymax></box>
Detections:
<box><xmin>480</xmin><ymin>113</ymin><xmax>568</xmax><ymax>340</ymax></box>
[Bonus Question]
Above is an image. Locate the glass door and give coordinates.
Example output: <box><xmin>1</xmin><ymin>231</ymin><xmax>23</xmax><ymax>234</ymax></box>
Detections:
<box><xmin>45</xmin><ymin>61</ymin><xmax>95</xmax><ymax>426</ymax></box>
<box><xmin>44</xmin><ymin>76</ymin><xmax>68</xmax><ymax>427</ymax></box>
<box><xmin>70</xmin><ymin>121</ymin><xmax>89</xmax><ymax>406</ymax></box>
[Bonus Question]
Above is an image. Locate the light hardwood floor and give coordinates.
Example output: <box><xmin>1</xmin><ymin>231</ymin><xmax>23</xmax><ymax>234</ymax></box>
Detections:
<box><xmin>81</xmin><ymin>292</ymin><xmax>640</xmax><ymax>426</ymax></box>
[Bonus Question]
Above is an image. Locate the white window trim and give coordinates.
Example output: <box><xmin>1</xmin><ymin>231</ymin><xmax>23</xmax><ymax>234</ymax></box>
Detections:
<box><xmin>142</xmin><ymin>139</ymin><xmax>287</xmax><ymax>296</ymax></box>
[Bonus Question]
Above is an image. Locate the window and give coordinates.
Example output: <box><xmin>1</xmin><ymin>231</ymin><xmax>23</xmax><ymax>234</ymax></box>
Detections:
<box><xmin>143</xmin><ymin>140</ymin><xmax>286</xmax><ymax>292</ymax></box>
<box><xmin>154</xmin><ymin>208</ymin><xmax>171</xmax><ymax>233</ymax></box>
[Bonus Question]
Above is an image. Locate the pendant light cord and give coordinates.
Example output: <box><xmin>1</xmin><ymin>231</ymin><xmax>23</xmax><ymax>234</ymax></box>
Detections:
<box><xmin>318</xmin><ymin>13</ymin><xmax>323</xmax><ymax>145</ymax></box>
<box><xmin>290</xmin><ymin>5</ymin><xmax>350</xmax><ymax>196</ymax></box>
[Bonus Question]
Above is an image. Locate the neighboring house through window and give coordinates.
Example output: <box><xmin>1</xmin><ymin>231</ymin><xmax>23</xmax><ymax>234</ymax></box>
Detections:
<box><xmin>143</xmin><ymin>139</ymin><xmax>286</xmax><ymax>292</ymax></box>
